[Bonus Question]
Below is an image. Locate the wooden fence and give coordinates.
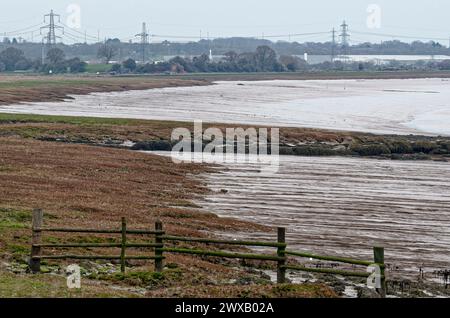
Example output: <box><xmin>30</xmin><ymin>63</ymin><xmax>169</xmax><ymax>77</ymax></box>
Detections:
<box><xmin>29</xmin><ymin>209</ymin><xmax>386</xmax><ymax>297</ymax></box>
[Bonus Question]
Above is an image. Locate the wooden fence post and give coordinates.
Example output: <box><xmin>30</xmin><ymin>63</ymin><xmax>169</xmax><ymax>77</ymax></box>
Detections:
<box><xmin>30</xmin><ymin>208</ymin><xmax>43</xmax><ymax>273</ymax></box>
<box><xmin>155</xmin><ymin>221</ymin><xmax>164</xmax><ymax>272</ymax></box>
<box><xmin>373</xmin><ymin>246</ymin><xmax>386</xmax><ymax>298</ymax></box>
<box><xmin>120</xmin><ymin>217</ymin><xmax>127</xmax><ymax>273</ymax></box>
<box><xmin>277</xmin><ymin>227</ymin><xmax>286</xmax><ymax>284</ymax></box>
<box><xmin>155</xmin><ymin>221</ymin><xmax>164</xmax><ymax>273</ymax></box>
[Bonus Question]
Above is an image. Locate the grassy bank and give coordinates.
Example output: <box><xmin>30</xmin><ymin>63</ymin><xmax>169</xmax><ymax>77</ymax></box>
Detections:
<box><xmin>1</xmin><ymin>113</ymin><xmax>449</xmax><ymax>162</ymax></box>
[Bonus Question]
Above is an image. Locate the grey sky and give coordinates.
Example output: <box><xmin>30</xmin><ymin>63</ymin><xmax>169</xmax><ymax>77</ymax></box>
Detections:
<box><xmin>0</xmin><ymin>0</ymin><xmax>449</xmax><ymax>44</ymax></box>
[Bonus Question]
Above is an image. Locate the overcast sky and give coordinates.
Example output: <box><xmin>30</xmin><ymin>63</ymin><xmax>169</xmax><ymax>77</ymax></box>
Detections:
<box><xmin>0</xmin><ymin>0</ymin><xmax>449</xmax><ymax>44</ymax></box>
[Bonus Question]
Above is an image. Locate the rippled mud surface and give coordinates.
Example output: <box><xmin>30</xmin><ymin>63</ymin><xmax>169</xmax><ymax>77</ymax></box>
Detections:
<box><xmin>187</xmin><ymin>154</ymin><xmax>450</xmax><ymax>279</ymax></box>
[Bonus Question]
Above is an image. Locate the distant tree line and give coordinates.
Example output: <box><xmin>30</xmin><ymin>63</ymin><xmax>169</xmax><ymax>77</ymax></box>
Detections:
<box><xmin>111</xmin><ymin>46</ymin><xmax>308</xmax><ymax>74</ymax></box>
<box><xmin>1</xmin><ymin>44</ymin><xmax>450</xmax><ymax>74</ymax></box>
<box><xmin>1</xmin><ymin>37</ymin><xmax>450</xmax><ymax>62</ymax></box>
<box><xmin>110</xmin><ymin>45</ymin><xmax>450</xmax><ymax>75</ymax></box>
<box><xmin>0</xmin><ymin>47</ymin><xmax>86</xmax><ymax>73</ymax></box>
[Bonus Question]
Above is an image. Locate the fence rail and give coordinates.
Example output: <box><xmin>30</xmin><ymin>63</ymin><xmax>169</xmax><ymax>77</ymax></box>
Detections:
<box><xmin>35</xmin><ymin>228</ymin><xmax>164</xmax><ymax>235</ymax></box>
<box><xmin>161</xmin><ymin>235</ymin><xmax>287</xmax><ymax>248</ymax></box>
<box><xmin>285</xmin><ymin>250</ymin><xmax>376</xmax><ymax>267</ymax></box>
<box><xmin>29</xmin><ymin>209</ymin><xmax>387</xmax><ymax>297</ymax></box>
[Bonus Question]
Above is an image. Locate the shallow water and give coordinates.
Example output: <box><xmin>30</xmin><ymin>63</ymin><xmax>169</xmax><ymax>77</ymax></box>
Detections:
<box><xmin>2</xmin><ymin>78</ymin><xmax>450</xmax><ymax>135</ymax></box>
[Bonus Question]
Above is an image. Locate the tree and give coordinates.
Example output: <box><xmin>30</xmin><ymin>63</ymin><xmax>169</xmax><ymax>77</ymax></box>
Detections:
<box><xmin>279</xmin><ymin>55</ymin><xmax>307</xmax><ymax>72</ymax></box>
<box><xmin>46</xmin><ymin>48</ymin><xmax>65</xmax><ymax>65</ymax></box>
<box><xmin>31</xmin><ymin>59</ymin><xmax>42</xmax><ymax>72</ymax></box>
<box><xmin>0</xmin><ymin>47</ymin><xmax>26</xmax><ymax>71</ymax></box>
<box><xmin>122</xmin><ymin>58</ymin><xmax>136</xmax><ymax>72</ymax></box>
<box><xmin>224</xmin><ymin>51</ymin><xmax>238</xmax><ymax>63</ymax></box>
<box><xmin>66</xmin><ymin>58</ymin><xmax>87</xmax><ymax>73</ymax></box>
<box><xmin>169</xmin><ymin>56</ymin><xmax>194</xmax><ymax>72</ymax></box>
<box><xmin>110</xmin><ymin>63</ymin><xmax>122</xmax><ymax>73</ymax></box>
<box><xmin>255</xmin><ymin>46</ymin><xmax>278</xmax><ymax>71</ymax></box>
<box><xmin>14</xmin><ymin>58</ymin><xmax>31</xmax><ymax>71</ymax></box>
<box><xmin>237</xmin><ymin>52</ymin><xmax>257</xmax><ymax>72</ymax></box>
<box><xmin>192</xmin><ymin>54</ymin><xmax>210</xmax><ymax>72</ymax></box>
<box><xmin>438</xmin><ymin>60</ymin><xmax>450</xmax><ymax>70</ymax></box>
<box><xmin>97</xmin><ymin>43</ymin><xmax>117</xmax><ymax>64</ymax></box>
<box><xmin>106</xmin><ymin>38</ymin><xmax>121</xmax><ymax>45</ymax></box>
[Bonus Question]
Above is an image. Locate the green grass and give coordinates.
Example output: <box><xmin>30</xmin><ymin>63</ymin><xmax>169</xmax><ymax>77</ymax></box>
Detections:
<box><xmin>0</xmin><ymin>113</ymin><xmax>189</xmax><ymax>129</ymax></box>
<box><xmin>85</xmin><ymin>64</ymin><xmax>113</xmax><ymax>73</ymax></box>
<box><xmin>0</xmin><ymin>79</ymin><xmax>96</xmax><ymax>89</ymax></box>
<box><xmin>0</xmin><ymin>113</ymin><xmax>139</xmax><ymax>126</ymax></box>
<box><xmin>0</xmin><ymin>208</ymin><xmax>31</xmax><ymax>229</ymax></box>
<box><xmin>0</xmin><ymin>272</ymin><xmax>141</xmax><ymax>298</ymax></box>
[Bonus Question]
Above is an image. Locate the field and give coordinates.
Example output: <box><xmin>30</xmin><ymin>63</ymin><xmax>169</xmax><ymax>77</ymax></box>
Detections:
<box><xmin>85</xmin><ymin>63</ymin><xmax>113</xmax><ymax>74</ymax></box>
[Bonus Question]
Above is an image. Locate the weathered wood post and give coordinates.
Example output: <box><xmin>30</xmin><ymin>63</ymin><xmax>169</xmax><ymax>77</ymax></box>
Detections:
<box><xmin>373</xmin><ymin>246</ymin><xmax>386</xmax><ymax>298</ymax></box>
<box><xmin>30</xmin><ymin>208</ymin><xmax>43</xmax><ymax>273</ymax></box>
<box><xmin>277</xmin><ymin>227</ymin><xmax>286</xmax><ymax>284</ymax></box>
<box><xmin>120</xmin><ymin>217</ymin><xmax>127</xmax><ymax>273</ymax></box>
<box><xmin>154</xmin><ymin>221</ymin><xmax>164</xmax><ymax>273</ymax></box>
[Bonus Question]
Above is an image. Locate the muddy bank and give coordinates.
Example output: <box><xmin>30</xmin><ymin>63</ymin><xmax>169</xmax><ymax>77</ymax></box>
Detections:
<box><xmin>0</xmin><ymin>75</ymin><xmax>209</xmax><ymax>105</ymax></box>
<box><xmin>1</xmin><ymin>114</ymin><xmax>449</xmax><ymax>162</ymax></box>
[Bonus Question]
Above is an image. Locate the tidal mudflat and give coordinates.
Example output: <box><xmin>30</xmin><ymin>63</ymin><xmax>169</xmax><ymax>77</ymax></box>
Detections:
<box><xmin>2</xmin><ymin>78</ymin><xmax>450</xmax><ymax>136</ymax></box>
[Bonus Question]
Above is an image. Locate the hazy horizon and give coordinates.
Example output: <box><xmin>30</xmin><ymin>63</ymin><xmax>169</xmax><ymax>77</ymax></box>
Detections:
<box><xmin>0</xmin><ymin>0</ymin><xmax>449</xmax><ymax>45</ymax></box>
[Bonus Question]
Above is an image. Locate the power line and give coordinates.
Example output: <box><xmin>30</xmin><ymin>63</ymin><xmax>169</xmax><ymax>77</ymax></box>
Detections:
<box><xmin>150</xmin><ymin>31</ymin><xmax>329</xmax><ymax>41</ymax></box>
<box><xmin>260</xmin><ymin>31</ymin><xmax>330</xmax><ymax>39</ymax></box>
<box><xmin>2</xmin><ymin>12</ymin><xmax>450</xmax><ymax>48</ymax></box>
<box><xmin>60</xmin><ymin>22</ymin><xmax>98</xmax><ymax>41</ymax></box>
<box><xmin>1</xmin><ymin>23</ymin><xmax>44</xmax><ymax>36</ymax></box>
<box><xmin>63</xmin><ymin>31</ymin><xmax>90</xmax><ymax>43</ymax></box>
<box><xmin>63</xmin><ymin>33</ymin><xmax>84</xmax><ymax>44</ymax></box>
<box><xmin>351</xmin><ymin>30</ymin><xmax>449</xmax><ymax>42</ymax></box>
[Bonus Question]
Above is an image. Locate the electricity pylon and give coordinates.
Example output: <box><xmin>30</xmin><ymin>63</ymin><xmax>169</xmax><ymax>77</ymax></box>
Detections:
<box><xmin>135</xmin><ymin>22</ymin><xmax>149</xmax><ymax>63</ymax></box>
